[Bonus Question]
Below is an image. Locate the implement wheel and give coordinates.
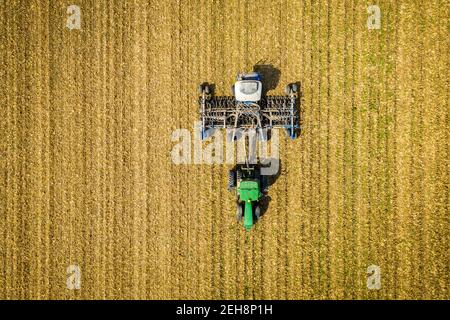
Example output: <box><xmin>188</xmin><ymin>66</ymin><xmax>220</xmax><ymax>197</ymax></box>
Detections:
<box><xmin>284</xmin><ymin>84</ymin><xmax>292</xmax><ymax>95</ymax></box>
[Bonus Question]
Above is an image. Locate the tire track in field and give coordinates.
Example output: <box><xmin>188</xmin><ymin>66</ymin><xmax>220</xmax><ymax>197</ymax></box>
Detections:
<box><xmin>234</xmin><ymin>0</ymin><xmax>248</xmax><ymax>299</ymax></box>
<box><xmin>145</xmin><ymin>0</ymin><xmax>173</xmax><ymax>298</ymax></box>
<box><xmin>118</xmin><ymin>2</ymin><xmax>132</xmax><ymax>297</ymax></box>
<box><xmin>352</xmin><ymin>1</ymin><xmax>365</xmax><ymax>299</ymax></box>
<box><xmin>103</xmin><ymin>1</ymin><xmax>118</xmax><ymax>298</ymax></box>
<box><xmin>0</xmin><ymin>0</ymin><xmax>7</xmax><ymax>298</ymax></box>
<box><xmin>93</xmin><ymin>2</ymin><xmax>108</xmax><ymax>298</ymax></box>
<box><xmin>408</xmin><ymin>3</ymin><xmax>426</xmax><ymax>298</ymax></box>
<box><xmin>242</xmin><ymin>0</ymin><xmax>253</xmax><ymax>300</ymax></box>
<box><xmin>145</xmin><ymin>0</ymin><xmax>161</xmax><ymax>298</ymax></box>
<box><xmin>125</xmin><ymin>1</ymin><xmax>138</xmax><ymax>297</ymax></box>
<box><xmin>378</xmin><ymin>0</ymin><xmax>400</xmax><ymax>299</ymax></box>
<box><xmin>78</xmin><ymin>0</ymin><xmax>94</xmax><ymax>298</ymax></box>
<box><xmin>430</xmin><ymin>0</ymin><xmax>449</xmax><ymax>298</ymax></box>
<box><xmin>18</xmin><ymin>1</ymin><xmax>50</xmax><ymax>299</ymax></box>
<box><xmin>178</xmin><ymin>0</ymin><xmax>191</xmax><ymax>298</ymax></box>
<box><xmin>204</xmin><ymin>0</ymin><xmax>216</xmax><ymax>298</ymax></box>
<box><xmin>21</xmin><ymin>1</ymin><xmax>41</xmax><ymax>299</ymax></box>
<box><xmin>208</xmin><ymin>0</ymin><xmax>219</xmax><ymax>298</ymax></box>
<box><xmin>210</xmin><ymin>0</ymin><xmax>226</xmax><ymax>298</ymax></box>
<box><xmin>299</xmin><ymin>0</ymin><xmax>314</xmax><ymax>298</ymax></box>
<box><xmin>299</xmin><ymin>0</ymin><xmax>308</xmax><ymax>298</ymax></box>
<box><xmin>219</xmin><ymin>0</ymin><xmax>227</xmax><ymax>299</ymax></box>
<box><xmin>341</xmin><ymin>0</ymin><xmax>352</xmax><ymax>298</ymax></box>
<box><xmin>283</xmin><ymin>0</ymin><xmax>303</xmax><ymax>299</ymax></box>
<box><xmin>247</xmin><ymin>0</ymin><xmax>279</xmax><ymax>299</ymax></box>
<box><xmin>46</xmin><ymin>1</ymin><xmax>59</xmax><ymax>299</ymax></box>
<box><xmin>110</xmin><ymin>1</ymin><xmax>126</xmax><ymax>297</ymax></box>
<box><xmin>323</xmin><ymin>0</ymin><xmax>333</xmax><ymax>298</ymax></box>
<box><xmin>417</xmin><ymin>1</ymin><xmax>436</xmax><ymax>298</ymax></box>
<box><xmin>267</xmin><ymin>0</ymin><xmax>285</xmax><ymax>299</ymax></box>
<box><xmin>255</xmin><ymin>0</ymin><xmax>270</xmax><ymax>299</ymax></box>
<box><xmin>49</xmin><ymin>1</ymin><xmax>81</xmax><ymax>299</ymax></box>
<box><xmin>277</xmin><ymin>0</ymin><xmax>289</xmax><ymax>300</ymax></box>
<box><xmin>132</xmin><ymin>1</ymin><xmax>149</xmax><ymax>298</ymax></box>
<box><xmin>71</xmin><ymin>0</ymin><xmax>88</xmax><ymax>299</ymax></box>
<box><xmin>245</xmin><ymin>0</ymin><xmax>259</xmax><ymax>299</ymax></box>
<box><xmin>350</xmin><ymin>0</ymin><xmax>359</xmax><ymax>298</ymax></box>
<box><xmin>39</xmin><ymin>1</ymin><xmax>52</xmax><ymax>299</ymax></box>
<box><xmin>375</xmin><ymin>0</ymin><xmax>389</xmax><ymax>299</ymax></box>
<box><xmin>314</xmin><ymin>0</ymin><xmax>333</xmax><ymax>298</ymax></box>
<box><xmin>196</xmin><ymin>0</ymin><xmax>214</xmax><ymax>299</ymax></box>
<box><xmin>305</xmin><ymin>1</ymin><xmax>317</xmax><ymax>298</ymax></box>
<box><xmin>395</xmin><ymin>2</ymin><xmax>416</xmax><ymax>298</ymax></box>
<box><xmin>4</xmin><ymin>0</ymin><xmax>19</xmax><ymax>299</ymax></box>
<box><xmin>10</xmin><ymin>3</ymin><xmax>22</xmax><ymax>299</ymax></box>
<box><xmin>327</xmin><ymin>0</ymin><xmax>344</xmax><ymax>299</ymax></box>
<box><xmin>169</xmin><ymin>0</ymin><xmax>185</xmax><ymax>299</ymax></box>
<box><xmin>333</xmin><ymin>0</ymin><xmax>349</xmax><ymax>299</ymax></box>
<box><xmin>390</xmin><ymin>0</ymin><xmax>401</xmax><ymax>298</ymax></box>
<box><xmin>418</xmin><ymin>1</ymin><xmax>447</xmax><ymax>298</ymax></box>
<box><xmin>186</xmin><ymin>0</ymin><xmax>200</xmax><ymax>299</ymax></box>
<box><xmin>409</xmin><ymin>1</ymin><xmax>446</xmax><ymax>298</ymax></box>
<box><xmin>359</xmin><ymin>0</ymin><xmax>375</xmax><ymax>300</ymax></box>
<box><xmin>308</xmin><ymin>0</ymin><xmax>321</xmax><ymax>298</ymax></box>
<box><xmin>220</xmin><ymin>0</ymin><xmax>241</xmax><ymax>299</ymax></box>
<box><xmin>220</xmin><ymin>0</ymin><xmax>233</xmax><ymax>299</ymax></box>
<box><xmin>194</xmin><ymin>0</ymin><xmax>208</xmax><ymax>299</ymax></box>
<box><xmin>15</xmin><ymin>2</ymin><xmax>34</xmax><ymax>299</ymax></box>
<box><xmin>314</xmin><ymin>0</ymin><xmax>324</xmax><ymax>298</ymax></box>
<box><xmin>314</xmin><ymin>0</ymin><xmax>334</xmax><ymax>298</ymax></box>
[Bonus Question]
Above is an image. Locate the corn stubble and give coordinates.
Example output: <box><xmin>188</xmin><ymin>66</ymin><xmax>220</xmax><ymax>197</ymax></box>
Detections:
<box><xmin>0</xmin><ymin>0</ymin><xmax>447</xmax><ymax>299</ymax></box>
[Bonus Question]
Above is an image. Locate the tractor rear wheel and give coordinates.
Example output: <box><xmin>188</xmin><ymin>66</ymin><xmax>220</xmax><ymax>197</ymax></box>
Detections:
<box><xmin>255</xmin><ymin>205</ymin><xmax>261</xmax><ymax>220</ymax></box>
<box><xmin>236</xmin><ymin>203</ymin><xmax>243</xmax><ymax>221</ymax></box>
<box><xmin>261</xmin><ymin>175</ymin><xmax>269</xmax><ymax>193</ymax></box>
<box><xmin>227</xmin><ymin>170</ymin><xmax>236</xmax><ymax>191</ymax></box>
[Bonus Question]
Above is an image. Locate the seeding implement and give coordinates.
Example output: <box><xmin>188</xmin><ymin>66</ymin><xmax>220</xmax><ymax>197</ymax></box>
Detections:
<box><xmin>198</xmin><ymin>72</ymin><xmax>299</xmax><ymax>141</ymax></box>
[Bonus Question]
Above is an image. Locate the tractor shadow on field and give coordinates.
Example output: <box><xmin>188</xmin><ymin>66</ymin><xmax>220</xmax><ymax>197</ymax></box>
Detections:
<box><xmin>259</xmin><ymin>159</ymin><xmax>281</xmax><ymax>217</ymax></box>
<box><xmin>257</xmin><ymin>157</ymin><xmax>283</xmax><ymax>219</ymax></box>
<box><xmin>253</xmin><ymin>63</ymin><xmax>281</xmax><ymax>96</ymax></box>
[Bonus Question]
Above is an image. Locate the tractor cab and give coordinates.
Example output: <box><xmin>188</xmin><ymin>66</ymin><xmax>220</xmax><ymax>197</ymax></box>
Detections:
<box><xmin>234</xmin><ymin>72</ymin><xmax>263</xmax><ymax>103</ymax></box>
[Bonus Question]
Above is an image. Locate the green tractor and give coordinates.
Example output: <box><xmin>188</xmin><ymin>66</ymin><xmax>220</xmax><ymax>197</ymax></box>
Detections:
<box><xmin>228</xmin><ymin>164</ymin><xmax>268</xmax><ymax>230</ymax></box>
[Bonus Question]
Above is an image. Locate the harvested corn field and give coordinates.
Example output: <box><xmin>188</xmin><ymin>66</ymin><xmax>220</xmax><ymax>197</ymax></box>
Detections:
<box><xmin>0</xmin><ymin>0</ymin><xmax>448</xmax><ymax>299</ymax></box>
